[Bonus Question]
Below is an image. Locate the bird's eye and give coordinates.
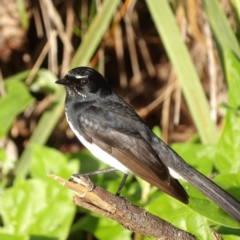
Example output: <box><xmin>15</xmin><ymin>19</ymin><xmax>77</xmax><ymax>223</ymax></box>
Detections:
<box><xmin>80</xmin><ymin>78</ymin><xmax>89</xmax><ymax>86</ymax></box>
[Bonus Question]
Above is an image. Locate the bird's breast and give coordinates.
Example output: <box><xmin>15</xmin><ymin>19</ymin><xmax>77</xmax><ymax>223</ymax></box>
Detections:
<box><xmin>65</xmin><ymin>111</ymin><xmax>130</xmax><ymax>174</ymax></box>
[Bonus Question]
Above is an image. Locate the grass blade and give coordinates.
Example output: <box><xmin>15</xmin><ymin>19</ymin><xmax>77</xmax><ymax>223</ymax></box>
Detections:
<box><xmin>203</xmin><ymin>0</ymin><xmax>240</xmax><ymax>60</ymax></box>
<box><xmin>145</xmin><ymin>0</ymin><xmax>218</xmax><ymax>144</ymax></box>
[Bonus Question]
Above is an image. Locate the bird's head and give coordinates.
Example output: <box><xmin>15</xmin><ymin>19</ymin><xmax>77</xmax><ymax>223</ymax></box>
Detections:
<box><xmin>56</xmin><ymin>67</ymin><xmax>112</xmax><ymax>100</ymax></box>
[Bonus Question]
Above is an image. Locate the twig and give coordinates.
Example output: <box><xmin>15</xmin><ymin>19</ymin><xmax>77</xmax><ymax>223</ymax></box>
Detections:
<box><xmin>137</xmin><ymin>81</ymin><xmax>178</xmax><ymax>118</ymax></box>
<box><xmin>60</xmin><ymin>1</ymin><xmax>74</xmax><ymax>78</ymax></box>
<box><xmin>25</xmin><ymin>31</ymin><xmax>57</xmax><ymax>85</ymax></box>
<box><xmin>132</xmin><ymin>10</ymin><xmax>156</xmax><ymax>78</ymax></box>
<box><xmin>49</xmin><ymin>174</ymin><xmax>197</xmax><ymax>240</ymax></box>
<box><xmin>203</xmin><ymin>13</ymin><xmax>217</xmax><ymax>123</ymax></box>
<box><xmin>162</xmin><ymin>70</ymin><xmax>176</xmax><ymax>144</ymax></box>
<box><xmin>124</xmin><ymin>0</ymin><xmax>142</xmax><ymax>85</ymax></box>
<box><xmin>114</xmin><ymin>10</ymin><xmax>128</xmax><ymax>89</ymax></box>
<box><xmin>96</xmin><ymin>2</ymin><xmax>105</xmax><ymax>77</ymax></box>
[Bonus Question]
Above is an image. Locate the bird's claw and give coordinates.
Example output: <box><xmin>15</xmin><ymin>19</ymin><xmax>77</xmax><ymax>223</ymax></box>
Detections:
<box><xmin>69</xmin><ymin>174</ymin><xmax>95</xmax><ymax>192</ymax></box>
<box><xmin>118</xmin><ymin>196</ymin><xmax>131</xmax><ymax>202</ymax></box>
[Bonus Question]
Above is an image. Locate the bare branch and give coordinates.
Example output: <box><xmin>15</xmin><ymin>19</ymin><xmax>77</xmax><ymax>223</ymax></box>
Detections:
<box><xmin>49</xmin><ymin>174</ymin><xmax>197</xmax><ymax>240</ymax></box>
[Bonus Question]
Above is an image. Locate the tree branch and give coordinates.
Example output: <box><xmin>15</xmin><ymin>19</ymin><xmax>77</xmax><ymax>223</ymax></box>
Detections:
<box><xmin>49</xmin><ymin>174</ymin><xmax>197</xmax><ymax>240</ymax></box>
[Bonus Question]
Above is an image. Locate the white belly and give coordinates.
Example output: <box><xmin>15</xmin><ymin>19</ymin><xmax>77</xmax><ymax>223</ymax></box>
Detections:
<box><xmin>66</xmin><ymin>117</ymin><xmax>130</xmax><ymax>174</ymax></box>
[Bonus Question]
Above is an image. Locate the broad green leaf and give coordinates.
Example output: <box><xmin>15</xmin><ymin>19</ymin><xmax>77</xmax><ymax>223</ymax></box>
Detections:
<box><xmin>0</xmin><ymin>178</ymin><xmax>75</xmax><ymax>239</ymax></box>
<box><xmin>94</xmin><ymin>217</ymin><xmax>132</xmax><ymax>240</ymax></box>
<box><xmin>216</xmin><ymin>53</ymin><xmax>240</xmax><ymax>173</ymax></box>
<box><xmin>214</xmin><ymin>174</ymin><xmax>240</xmax><ymax>203</ymax></box>
<box><xmin>67</xmin><ymin>150</ymin><xmax>101</xmax><ymax>174</ymax></box>
<box><xmin>215</xmin><ymin>111</ymin><xmax>240</xmax><ymax>173</ymax></box>
<box><xmin>181</xmin><ymin>174</ymin><xmax>240</xmax><ymax>228</ymax></box>
<box><xmin>0</xmin><ymin>81</ymin><xmax>34</xmax><ymax>137</ymax></box>
<box><xmin>171</xmin><ymin>143</ymin><xmax>215</xmax><ymax>176</ymax></box>
<box><xmin>152</xmin><ymin>126</ymin><xmax>162</xmax><ymax>139</ymax></box>
<box><xmin>145</xmin><ymin>0</ymin><xmax>218</xmax><ymax>144</ymax></box>
<box><xmin>146</xmin><ymin>194</ymin><xmax>213</xmax><ymax>240</ymax></box>
<box><xmin>31</xmin><ymin>145</ymin><xmax>79</xmax><ymax>179</ymax></box>
<box><xmin>0</xmin><ymin>233</ymin><xmax>27</xmax><ymax>240</ymax></box>
<box><xmin>222</xmin><ymin>235</ymin><xmax>240</xmax><ymax>240</ymax></box>
<box><xmin>184</xmin><ymin>180</ymin><xmax>240</xmax><ymax>228</ymax></box>
<box><xmin>4</xmin><ymin>70</ymin><xmax>31</xmax><ymax>84</ymax></box>
<box><xmin>15</xmin><ymin>87</ymin><xmax>65</xmax><ymax>176</ymax></box>
<box><xmin>70</xmin><ymin>215</ymin><xmax>98</xmax><ymax>236</ymax></box>
<box><xmin>0</xmin><ymin>148</ymin><xmax>7</xmax><ymax>162</ymax></box>
<box><xmin>215</xmin><ymin>224</ymin><xmax>240</xmax><ymax>239</ymax></box>
<box><xmin>76</xmin><ymin>215</ymin><xmax>131</xmax><ymax>240</ymax></box>
<box><xmin>30</xmin><ymin>69</ymin><xmax>58</xmax><ymax>94</ymax></box>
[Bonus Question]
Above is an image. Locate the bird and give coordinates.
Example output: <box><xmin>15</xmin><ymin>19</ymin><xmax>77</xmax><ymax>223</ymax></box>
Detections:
<box><xmin>56</xmin><ymin>66</ymin><xmax>240</xmax><ymax>222</ymax></box>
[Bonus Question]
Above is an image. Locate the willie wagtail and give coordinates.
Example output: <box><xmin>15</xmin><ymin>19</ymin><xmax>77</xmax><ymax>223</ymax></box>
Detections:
<box><xmin>56</xmin><ymin>67</ymin><xmax>240</xmax><ymax>222</ymax></box>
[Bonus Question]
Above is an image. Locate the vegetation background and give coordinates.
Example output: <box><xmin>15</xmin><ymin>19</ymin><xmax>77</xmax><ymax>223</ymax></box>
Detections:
<box><xmin>0</xmin><ymin>0</ymin><xmax>240</xmax><ymax>239</ymax></box>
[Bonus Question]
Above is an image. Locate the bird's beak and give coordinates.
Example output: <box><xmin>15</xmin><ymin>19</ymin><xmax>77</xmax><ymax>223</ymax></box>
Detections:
<box><xmin>55</xmin><ymin>78</ymin><xmax>69</xmax><ymax>86</ymax></box>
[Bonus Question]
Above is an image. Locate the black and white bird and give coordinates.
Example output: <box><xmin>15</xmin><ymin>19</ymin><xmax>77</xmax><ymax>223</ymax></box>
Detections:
<box><xmin>56</xmin><ymin>66</ymin><xmax>240</xmax><ymax>222</ymax></box>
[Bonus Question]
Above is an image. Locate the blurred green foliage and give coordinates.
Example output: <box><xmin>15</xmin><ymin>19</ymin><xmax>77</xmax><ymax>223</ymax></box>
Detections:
<box><xmin>1</xmin><ymin>0</ymin><xmax>240</xmax><ymax>239</ymax></box>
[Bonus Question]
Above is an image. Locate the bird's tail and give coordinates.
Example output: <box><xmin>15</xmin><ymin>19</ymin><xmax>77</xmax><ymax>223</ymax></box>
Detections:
<box><xmin>179</xmin><ymin>163</ymin><xmax>240</xmax><ymax>222</ymax></box>
<box><xmin>152</xmin><ymin>137</ymin><xmax>240</xmax><ymax>222</ymax></box>
<box><xmin>143</xmin><ymin>131</ymin><xmax>240</xmax><ymax>222</ymax></box>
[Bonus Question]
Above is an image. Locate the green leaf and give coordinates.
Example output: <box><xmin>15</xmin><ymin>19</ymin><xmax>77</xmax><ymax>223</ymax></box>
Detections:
<box><xmin>31</xmin><ymin>145</ymin><xmax>79</xmax><ymax>179</ymax></box>
<box><xmin>146</xmin><ymin>194</ymin><xmax>213</xmax><ymax>240</ymax></box>
<box><xmin>145</xmin><ymin>0</ymin><xmax>218</xmax><ymax>144</ymax></box>
<box><xmin>4</xmin><ymin>70</ymin><xmax>31</xmax><ymax>84</ymax></box>
<box><xmin>76</xmin><ymin>215</ymin><xmax>131</xmax><ymax>240</ymax></box>
<box><xmin>214</xmin><ymin>174</ymin><xmax>240</xmax><ymax>204</ymax></box>
<box><xmin>222</xmin><ymin>235</ymin><xmax>240</xmax><ymax>240</ymax></box>
<box><xmin>70</xmin><ymin>215</ymin><xmax>98</xmax><ymax>235</ymax></box>
<box><xmin>15</xmin><ymin>87</ymin><xmax>65</xmax><ymax>176</ymax></box>
<box><xmin>0</xmin><ymin>81</ymin><xmax>34</xmax><ymax>138</ymax></box>
<box><xmin>95</xmin><ymin>217</ymin><xmax>132</xmax><ymax>240</ymax></box>
<box><xmin>171</xmin><ymin>143</ymin><xmax>215</xmax><ymax>176</ymax></box>
<box><xmin>185</xmin><ymin>180</ymin><xmax>240</xmax><ymax>228</ymax></box>
<box><xmin>215</xmin><ymin>224</ymin><xmax>240</xmax><ymax>239</ymax></box>
<box><xmin>181</xmin><ymin>174</ymin><xmax>240</xmax><ymax>228</ymax></box>
<box><xmin>0</xmin><ymin>233</ymin><xmax>28</xmax><ymax>240</ymax></box>
<box><xmin>152</xmin><ymin>126</ymin><xmax>162</xmax><ymax>139</ymax></box>
<box><xmin>215</xmin><ymin>52</ymin><xmax>240</xmax><ymax>173</ymax></box>
<box><xmin>0</xmin><ymin>148</ymin><xmax>7</xmax><ymax>162</ymax></box>
<box><xmin>215</xmin><ymin>111</ymin><xmax>240</xmax><ymax>173</ymax></box>
<box><xmin>30</xmin><ymin>69</ymin><xmax>58</xmax><ymax>94</ymax></box>
<box><xmin>67</xmin><ymin>150</ymin><xmax>101</xmax><ymax>174</ymax></box>
<box><xmin>0</xmin><ymin>178</ymin><xmax>75</xmax><ymax>239</ymax></box>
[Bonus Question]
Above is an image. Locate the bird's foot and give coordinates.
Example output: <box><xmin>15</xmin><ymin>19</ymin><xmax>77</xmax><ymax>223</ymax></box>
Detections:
<box><xmin>69</xmin><ymin>174</ymin><xmax>95</xmax><ymax>192</ymax></box>
<box><xmin>118</xmin><ymin>196</ymin><xmax>131</xmax><ymax>202</ymax></box>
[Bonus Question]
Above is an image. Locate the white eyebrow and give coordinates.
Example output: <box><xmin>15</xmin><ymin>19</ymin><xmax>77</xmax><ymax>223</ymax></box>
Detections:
<box><xmin>75</xmin><ymin>75</ymin><xmax>88</xmax><ymax>79</ymax></box>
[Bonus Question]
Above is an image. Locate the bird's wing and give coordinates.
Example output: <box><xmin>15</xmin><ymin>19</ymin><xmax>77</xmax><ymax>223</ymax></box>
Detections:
<box><xmin>77</xmin><ymin>100</ymin><xmax>188</xmax><ymax>203</ymax></box>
